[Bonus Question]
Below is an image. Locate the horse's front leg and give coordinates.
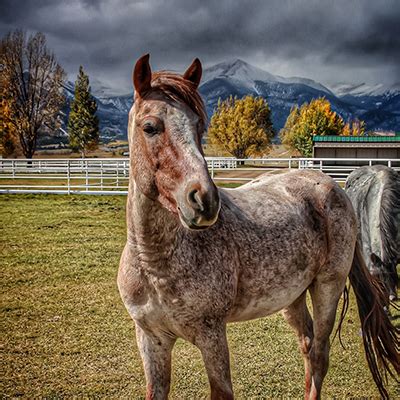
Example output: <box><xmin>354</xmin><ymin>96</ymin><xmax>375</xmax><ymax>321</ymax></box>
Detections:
<box><xmin>136</xmin><ymin>324</ymin><xmax>176</xmax><ymax>400</ymax></box>
<box><xmin>194</xmin><ymin>322</ymin><xmax>234</xmax><ymax>400</ymax></box>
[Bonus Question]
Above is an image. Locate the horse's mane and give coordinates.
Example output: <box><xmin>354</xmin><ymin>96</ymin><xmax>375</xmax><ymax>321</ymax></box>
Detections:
<box><xmin>150</xmin><ymin>71</ymin><xmax>207</xmax><ymax>132</ymax></box>
<box><xmin>379</xmin><ymin>166</ymin><xmax>400</xmax><ymax>275</ymax></box>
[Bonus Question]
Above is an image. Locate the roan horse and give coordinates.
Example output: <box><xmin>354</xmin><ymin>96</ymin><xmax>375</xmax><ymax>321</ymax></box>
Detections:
<box><xmin>118</xmin><ymin>54</ymin><xmax>399</xmax><ymax>399</ymax></box>
<box><xmin>345</xmin><ymin>165</ymin><xmax>400</xmax><ymax>302</ymax></box>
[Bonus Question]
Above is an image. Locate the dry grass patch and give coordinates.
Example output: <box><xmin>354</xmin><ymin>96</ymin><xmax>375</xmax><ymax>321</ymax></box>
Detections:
<box><xmin>1</xmin><ymin>194</ymin><xmax>398</xmax><ymax>398</ymax></box>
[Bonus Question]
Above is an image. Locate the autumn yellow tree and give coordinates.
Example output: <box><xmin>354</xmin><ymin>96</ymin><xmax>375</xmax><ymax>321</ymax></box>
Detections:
<box><xmin>0</xmin><ymin>97</ymin><xmax>18</xmax><ymax>157</ymax></box>
<box><xmin>279</xmin><ymin>105</ymin><xmax>300</xmax><ymax>154</ymax></box>
<box><xmin>208</xmin><ymin>95</ymin><xmax>274</xmax><ymax>159</ymax></box>
<box><xmin>0</xmin><ymin>66</ymin><xmax>18</xmax><ymax>156</ymax></box>
<box><xmin>342</xmin><ymin>119</ymin><xmax>365</xmax><ymax>136</ymax></box>
<box><xmin>280</xmin><ymin>98</ymin><xmax>345</xmax><ymax>157</ymax></box>
<box><xmin>0</xmin><ymin>30</ymin><xmax>65</xmax><ymax>158</ymax></box>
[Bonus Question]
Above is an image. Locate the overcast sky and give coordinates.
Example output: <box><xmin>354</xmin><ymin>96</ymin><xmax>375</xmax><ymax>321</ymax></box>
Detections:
<box><xmin>1</xmin><ymin>0</ymin><xmax>399</xmax><ymax>94</ymax></box>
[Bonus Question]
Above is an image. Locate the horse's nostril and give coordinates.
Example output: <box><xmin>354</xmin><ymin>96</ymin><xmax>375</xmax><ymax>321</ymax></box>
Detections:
<box><xmin>188</xmin><ymin>189</ymin><xmax>204</xmax><ymax>212</ymax></box>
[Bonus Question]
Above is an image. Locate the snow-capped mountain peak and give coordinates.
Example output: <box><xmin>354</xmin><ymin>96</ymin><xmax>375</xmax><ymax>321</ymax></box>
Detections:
<box><xmin>203</xmin><ymin>59</ymin><xmax>278</xmax><ymax>89</ymax></box>
<box><xmin>202</xmin><ymin>59</ymin><xmax>332</xmax><ymax>95</ymax></box>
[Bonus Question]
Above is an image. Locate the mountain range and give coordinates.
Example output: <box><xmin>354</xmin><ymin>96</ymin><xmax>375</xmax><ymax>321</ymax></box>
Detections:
<box><xmin>60</xmin><ymin>59</ymin><xmax>400</xmax><ymax>143</ymax></box>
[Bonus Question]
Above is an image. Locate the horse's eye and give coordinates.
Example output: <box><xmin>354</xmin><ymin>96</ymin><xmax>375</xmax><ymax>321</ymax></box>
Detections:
<box><xmin>143</xmin><ymin>124</ymin><xmax>158</xmax><ymax>136</ymax></box>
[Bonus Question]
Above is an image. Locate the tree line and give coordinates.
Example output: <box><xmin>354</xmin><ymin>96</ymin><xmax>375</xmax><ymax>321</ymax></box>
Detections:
<box><xmin>1</xmin><ymin>29</ymin><xmax>367</xmax><ymax>160</ymax></box>
<box><xmin>0</xmin><ymin>30</ymin><xmax>99</xmax><ymax>158</ymax></box>
<box><xmin>208</xmin><ymin>96</ymin><xmax>365</xmax><ymax>158</ymax></box>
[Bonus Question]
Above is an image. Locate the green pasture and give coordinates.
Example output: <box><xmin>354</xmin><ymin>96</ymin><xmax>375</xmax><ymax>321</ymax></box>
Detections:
<box><xmin>0</xmin><ymin>194</ymin><xmax>398</xmax><ymax>398</ymax></box>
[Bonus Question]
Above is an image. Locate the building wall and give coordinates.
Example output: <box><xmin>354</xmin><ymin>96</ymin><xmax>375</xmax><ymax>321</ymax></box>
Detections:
<box><xmin>313</xmin><ymin>146</ymin><xmax>400</xmax><ymax>166</ymax></box>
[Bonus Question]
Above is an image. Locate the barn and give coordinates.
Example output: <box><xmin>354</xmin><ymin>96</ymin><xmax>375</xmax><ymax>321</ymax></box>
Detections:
<box><xmin>312</xmin><ymin>135</ymin><xmax>400</xmax><ymax>166</ymax></box>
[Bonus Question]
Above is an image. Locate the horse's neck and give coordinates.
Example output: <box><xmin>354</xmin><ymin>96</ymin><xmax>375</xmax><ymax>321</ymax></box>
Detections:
<box><xmin>127</xmin><ymin>180</ymin><xmax>179</xmax><ymax>261</ymax></box>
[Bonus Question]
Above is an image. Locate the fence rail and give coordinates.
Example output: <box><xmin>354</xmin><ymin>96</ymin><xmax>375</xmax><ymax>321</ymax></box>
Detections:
<box><xmin>0</xmin><ymin>157</ymin><xmax>399</xmax><ymax>195</ymax></box>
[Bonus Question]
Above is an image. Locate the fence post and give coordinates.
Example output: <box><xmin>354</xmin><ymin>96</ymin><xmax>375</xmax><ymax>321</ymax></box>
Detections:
<box><xmin>67</xmin><ymin>160</ymin><xmax>71</xmax><ymax>195</ymax></box>
<box><xmin>288</xmin><ymin>159</ymin><xmax>292</xmax><ymax>169</ymax></box>
<box><xmin>85</xmin><ymin>160</ymin><xmax>89</xmax><ymax>192</ymax></box>
<box><xmin>100</xmin><ymin>161</ymin><xmax>104</xmax><ymax>190</ymax></box>
<box><xmin>388</xmin><ymin>160</ymin><xmax>391</xmax><ymax>168</ymax></box>
<box><xmin>211</xmin><ymin>159</ymin><xmax>214</xmax><ymax>179</ymax></box>
<box><xmin>116</xmin><ymin>161</ymin><xmax>120</xmax><ymax>187</ymax></box>
<box><xmin>12</xmin><ymin>160</ymin><xmax>15</xmax><ymax>178</ymax></box>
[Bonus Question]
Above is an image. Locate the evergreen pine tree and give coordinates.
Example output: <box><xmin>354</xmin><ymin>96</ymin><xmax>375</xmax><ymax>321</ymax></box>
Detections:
<box><xmin>68</xmin><ymin>66</ymin><xmax>99</xmax><ymax>157</ymax></box>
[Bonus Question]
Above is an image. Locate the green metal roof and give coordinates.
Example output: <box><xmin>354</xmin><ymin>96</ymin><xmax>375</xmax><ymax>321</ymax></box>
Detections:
<box><xmin>313</xmin><ymin>135</ymin><xmax>400</xmax><ymax>143</ymax></box>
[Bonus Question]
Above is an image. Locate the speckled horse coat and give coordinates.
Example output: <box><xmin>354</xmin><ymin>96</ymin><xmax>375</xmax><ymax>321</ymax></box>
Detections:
<box><xmin>118</xmin><ymin>55</ymin><xmax>399</xmax><ymax>400</ymax></box>
<box><xmin>345</xmin><ymin>165</ymin><xmax>400</xmax><ymax>301</ymax></box>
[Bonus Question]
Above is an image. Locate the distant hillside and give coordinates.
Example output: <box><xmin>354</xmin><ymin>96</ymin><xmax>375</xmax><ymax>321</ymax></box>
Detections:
<box><xmin>59</xmin><ymin>60</ymin><xmax>400</xmax><ymax>143</ymax></box>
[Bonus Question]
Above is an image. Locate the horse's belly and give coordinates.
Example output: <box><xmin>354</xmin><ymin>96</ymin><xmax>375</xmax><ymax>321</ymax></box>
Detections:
<box><xmin>227</xmin><ymin>291</ymin><xmax>307</xmax><ymax>323</ymax></box>
<box><xmin>227</xmin><ymin>272</ymin><xmax>315</xmax><ymax>322</ymax></box>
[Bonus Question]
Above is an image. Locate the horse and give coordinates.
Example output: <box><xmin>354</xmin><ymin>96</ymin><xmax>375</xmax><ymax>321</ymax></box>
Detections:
<box><xmin>118</xmin><ymin>54</ymin><xmax>399</xmax><ymax>400</ymax></box>
<box><xmin>345</xmin><ymin>165</ymin><xmax>400</xmax><ymax>302</ymax></box>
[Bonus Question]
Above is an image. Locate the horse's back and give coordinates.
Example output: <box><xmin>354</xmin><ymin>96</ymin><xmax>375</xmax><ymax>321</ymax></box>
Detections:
<box><xmin>232</xmin><ymin>169</ymin><xmax>348</xmax><ymax>214</ymax></box>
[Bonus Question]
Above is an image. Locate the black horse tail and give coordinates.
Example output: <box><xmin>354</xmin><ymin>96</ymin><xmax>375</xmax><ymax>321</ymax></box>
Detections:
<box><xmin>348</xmin><ymin>242</ymin><xmax>399</xmax><ymax>399</ymax></box>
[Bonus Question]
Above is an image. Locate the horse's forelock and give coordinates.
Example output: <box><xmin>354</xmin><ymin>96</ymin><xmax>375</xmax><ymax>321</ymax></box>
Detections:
<box><xmin>149</xmin><ymin>71</ymin><xmax>207</xmax><ymax>134</ymax></box>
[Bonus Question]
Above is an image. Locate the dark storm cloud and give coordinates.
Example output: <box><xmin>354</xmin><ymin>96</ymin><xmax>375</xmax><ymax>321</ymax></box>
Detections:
<box><xmin>330</xmin><ymin>10</ymin><xmax>400</xmax><ymax>65</ymax></box>
<box><xmin>1</xmin><ymin>0</ymin><xmax>399</xmax><ymax>91</ymax></box>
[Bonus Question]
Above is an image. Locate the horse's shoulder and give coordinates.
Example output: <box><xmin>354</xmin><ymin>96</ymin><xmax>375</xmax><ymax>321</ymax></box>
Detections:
<box><xmin>118</xmin><ymin>243</ymin><xmax>150</xmax><ymax>305</ymax></box>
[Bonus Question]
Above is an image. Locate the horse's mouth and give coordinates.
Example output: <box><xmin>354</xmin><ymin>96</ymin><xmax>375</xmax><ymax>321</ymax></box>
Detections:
<box><xmin>177</xmin><ymin>207</ymin><xmax>218</xmax><ymax>231</ymax></box>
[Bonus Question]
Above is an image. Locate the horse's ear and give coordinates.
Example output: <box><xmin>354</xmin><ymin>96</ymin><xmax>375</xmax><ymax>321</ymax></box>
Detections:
<box><xmin>183</xmin><ymin>58</ymin><xmax>202</xmax><ymax>88</ymax></box>
<box><xmin>133</xmin><ymin>54</ymin><xmax>152</xmax><ymax>96</ymax></box>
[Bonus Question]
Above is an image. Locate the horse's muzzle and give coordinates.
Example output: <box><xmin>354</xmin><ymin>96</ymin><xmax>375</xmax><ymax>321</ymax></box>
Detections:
<box><xmin>177</xmin><ymin>181</ymin><xmax>220</xmax><ymax>230</ymax></box>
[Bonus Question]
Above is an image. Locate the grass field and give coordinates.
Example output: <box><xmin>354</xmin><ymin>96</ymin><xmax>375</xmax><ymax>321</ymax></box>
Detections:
<box><xmin>1</xmin><ymin>194</ymin><xmax>398</xmax><ymax>399</ymax></box>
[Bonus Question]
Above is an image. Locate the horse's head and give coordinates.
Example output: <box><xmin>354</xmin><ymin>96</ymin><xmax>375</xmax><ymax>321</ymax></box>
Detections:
<box><xmin>129</xmin><ymin>54</ymin><xmax>220</xmax><ymax>230</ymax></box>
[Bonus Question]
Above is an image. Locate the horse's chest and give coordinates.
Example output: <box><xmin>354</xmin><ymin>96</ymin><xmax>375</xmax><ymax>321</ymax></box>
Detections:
<box><xmin>123</xmin><ymin>266</ymin><xmax>236</xmax><ymax>333</ymax></box>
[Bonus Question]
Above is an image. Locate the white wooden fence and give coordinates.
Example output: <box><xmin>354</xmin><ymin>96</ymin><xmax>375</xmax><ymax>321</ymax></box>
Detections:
<box><xmin>0</xmin><ymin>157</ymin><xmax>398</xmax><ymax>195</ymax></box>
